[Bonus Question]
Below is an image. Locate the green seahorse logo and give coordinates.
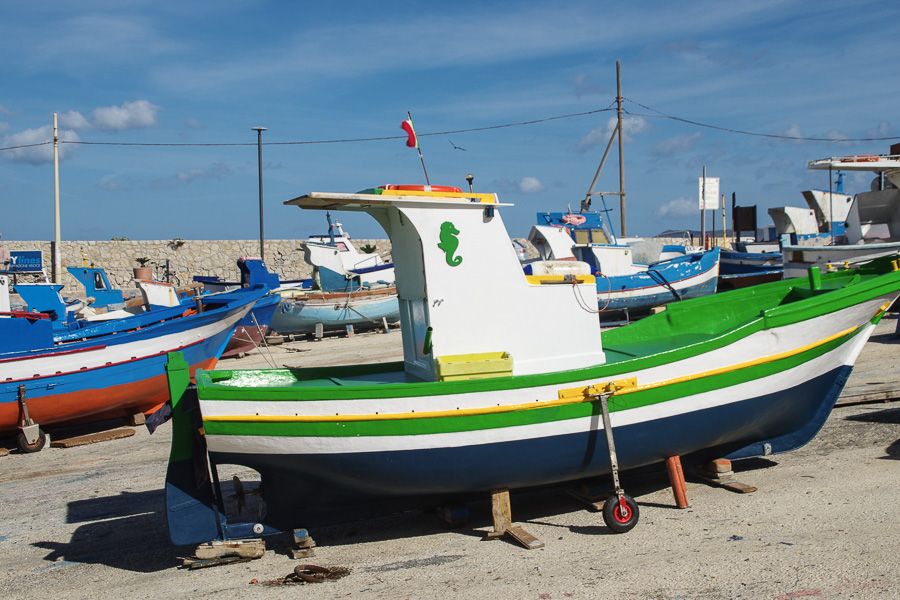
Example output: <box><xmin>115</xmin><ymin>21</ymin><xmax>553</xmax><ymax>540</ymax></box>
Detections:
<box><xmin>437</xmin><ymin>221</ymin><xmax>462</xmax><ymax>267</ymax></box>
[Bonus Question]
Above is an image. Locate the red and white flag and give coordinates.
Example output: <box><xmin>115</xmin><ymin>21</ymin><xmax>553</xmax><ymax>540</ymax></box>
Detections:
<box><xmin>401</xmin><ymin>118</ymin><xmax>418</xmax><ymax>148</ymax></box>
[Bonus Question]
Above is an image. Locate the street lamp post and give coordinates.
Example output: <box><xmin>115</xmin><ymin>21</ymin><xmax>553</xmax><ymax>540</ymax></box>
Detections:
<box><xmin>252</xmin><ymin>126</ymin><xmax>267</xmax><ymax>262</ymax></box>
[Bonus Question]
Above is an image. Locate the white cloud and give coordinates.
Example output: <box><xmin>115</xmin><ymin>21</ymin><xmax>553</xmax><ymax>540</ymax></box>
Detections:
<box><xmin>652</xmin><ymin>132</ymin><xmax>701</xmax><ymax>157</ymax></box>
<box><xmin>658</xmin><ymin>196</ymin><xmax>696</xmax><ymax>218</ymax></box>
<box><xmin>0</xmin><ymin>125</ymin><xmax>79</xmax><ymax>165</ymax></box>
<box><xmin>867</xmin><ymin>121</ymin><xmax>891</xmax><ymax>137</ymax></box>
<box><xmin>0</xmin><ymin>104</ymin><xmax>10</xmax><ymax>116</ymax></box>
<box><xmin>92</xmin><ymin>100</ymin><xmax>159</xmax><ymax>131</ymax></box>
<box><xmin>518</xmin><ymin>176</ymin><xmax>544</xmax><ymax>193</ymax></box>
<box><xmin>576</xmin><ymin>115</ymin><xmax>647</xmax><ymax>153</ymax></box>
<box><xmin>184</xmin><ymin>118</ymin><xmax>203</xmax><ymax>129</ymax></box>
<box><xmin>60</xmin><ymin>110</ymin><xmax>90</xmax><ymax>130</ymax></box>
<box><xmin>0</xmin><ymin>122</ymin><xmax>8</xmax><ymax>133</ymax></box>
<box><xmin>174</xmin><ymin>162</ymin><xmax>232</xmax><ymax>184</ymax></box>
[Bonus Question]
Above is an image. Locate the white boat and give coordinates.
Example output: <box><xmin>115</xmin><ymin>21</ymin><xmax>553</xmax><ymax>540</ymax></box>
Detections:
<box><xmin>782</xmin><ymin>149</ymin><xmax>900</xmax><ymax>277</ymax></box>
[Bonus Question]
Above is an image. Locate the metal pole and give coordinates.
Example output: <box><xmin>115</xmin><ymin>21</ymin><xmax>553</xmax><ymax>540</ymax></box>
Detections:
<box><xmin>721</xmin><ymin>193</ymin><xmax>726</xmax><ymax>248</ymax></box>
<box><xmin>828</xmin><ymin>164</ymin><xmax>834</xmax><ymax>245</ymax></box>
<box><xmin>615</xmin><ymin>60</ymin><xmax>627</xmax><ymax>237</ymax></box>
<box><xmin>252</xmin><ymin>126</ymin><xmax>267</xmax><ymax>262</ymax></box>
<box><xmin>581</xmin><ymin>122</ymin><xmax>619</xmax><ymax>213</ymax></box>
<box><xmin>408</xmin><ymin>111</ymin><xmax>431</xmax><ymax>187</ymax></box>
<box><xmin>700</xmin><ymin>166</ymin><xmax>706</xmax><ymax>245</ymax></box>
<box><xmin>52</xmin><ymin>113</ymin><xmax>61</xmax><ymax>284</ymax></box>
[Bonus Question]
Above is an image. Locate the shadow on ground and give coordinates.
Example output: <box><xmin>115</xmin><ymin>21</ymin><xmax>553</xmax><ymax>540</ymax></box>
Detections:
<box><xmin>32</xmin><ymin>490</ymin><xmax>180</xmax><ymax>573</ymax></box>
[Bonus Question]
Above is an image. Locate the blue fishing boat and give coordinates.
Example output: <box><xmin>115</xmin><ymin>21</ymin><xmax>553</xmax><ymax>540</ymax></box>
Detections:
<box><xmin>527</xmin><ymin>211</ymin><xmax>720</xmax><ymax>313</ymax></box>
<box><xmin>192</xmin><ymin>258</ymin><xmax>286</xmax><ymax>358</ymax></box>
<box><xmin>0</xmin><ymin>275</ymin><xmax>264</xmax><ymax>452</ymax></box>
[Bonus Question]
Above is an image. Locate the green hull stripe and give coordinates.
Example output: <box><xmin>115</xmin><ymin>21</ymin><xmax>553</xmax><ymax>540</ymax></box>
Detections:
<box><xmin>202</xmin><ymin>327</ymin><xmax>857</xmax><ymax>438</ymax></box>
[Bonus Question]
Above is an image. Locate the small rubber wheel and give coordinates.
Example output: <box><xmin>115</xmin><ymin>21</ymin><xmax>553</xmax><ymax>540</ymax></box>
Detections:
<box><xmin>602</xmin><ymin>494</ymin><xmax>639</xmax><ymax>533</ymax></box>
<box><xmin>16</xmin><ymin>429</ymin><xmax>47</xmax><ymax>453</ymax></box>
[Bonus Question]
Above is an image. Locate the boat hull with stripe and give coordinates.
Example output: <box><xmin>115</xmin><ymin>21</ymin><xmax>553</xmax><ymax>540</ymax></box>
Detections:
<box><xmin>0</xmin><ymin>288</ymin><xmax>264</xmax><ymax>434</ymax></box>
<box><xmin>164</xmin><ymin>260</ymin><xmax>900</xmax><ymax>539</ymax></box>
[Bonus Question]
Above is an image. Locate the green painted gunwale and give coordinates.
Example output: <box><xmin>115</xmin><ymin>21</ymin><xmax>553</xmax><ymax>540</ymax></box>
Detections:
<box><xmin>196</xmin><ymin>261</ymin><xmax>900</xmax><ymax>405</ymax></box>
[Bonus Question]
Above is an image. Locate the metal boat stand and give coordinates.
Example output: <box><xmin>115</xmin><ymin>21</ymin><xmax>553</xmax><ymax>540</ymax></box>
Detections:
<box><xmin>595</xmin><ymin>384</ymin><xmax>639</xmax><ymax>533</ymax></box>
<box><xmin>16</xmin><ymin>384</ymin><xmax>47</xmax><ymax>453</ymax></box>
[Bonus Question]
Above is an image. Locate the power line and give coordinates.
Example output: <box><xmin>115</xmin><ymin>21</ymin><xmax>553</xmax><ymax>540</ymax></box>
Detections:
<box><xmin>0</xmin><ymin>141</ymin><xmax>52</xmax><ymax>152</ymax></box>
<box><xmin>624</xmin><ymin>98</ymin><xmax>900</xmax><ymax>143</ymax></box>
<box><xmin>0</xmin><ymin>107</ymin><xmax>617</xmax><ymax>151</ymax></box>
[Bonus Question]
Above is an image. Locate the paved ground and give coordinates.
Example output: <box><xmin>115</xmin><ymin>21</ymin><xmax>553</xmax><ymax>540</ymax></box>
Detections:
<box><xmin>1</xmin><ymin>321</ymin><xmax>898</xmax><ymax>599</ymax></box>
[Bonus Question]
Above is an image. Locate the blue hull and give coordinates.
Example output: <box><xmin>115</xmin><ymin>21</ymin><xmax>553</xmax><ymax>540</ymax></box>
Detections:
<box><xmin>209</xmin><ymin>366</ymin><xmax>847</xmax><ymax>527</ymax></box>
<box><xmin>0</xmin><ymin>289</ymin><xmax>263</xmax><ymax>433</ymax></box>
<box><xmin>720</xmin><ymin>250</ymin><xmax>783</xmax><ymax>276</ymax></box>
<box><xmin>598</xmin><ymin>248</ymin><xmax>720</xmax><ymax>312</ymax></box>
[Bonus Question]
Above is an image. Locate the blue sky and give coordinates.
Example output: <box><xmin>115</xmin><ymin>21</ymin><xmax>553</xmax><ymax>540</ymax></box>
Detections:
<box><xmin>2</xmin><ymin>0</ymin><xmax>898</xmax><ymax>242</ymax></box>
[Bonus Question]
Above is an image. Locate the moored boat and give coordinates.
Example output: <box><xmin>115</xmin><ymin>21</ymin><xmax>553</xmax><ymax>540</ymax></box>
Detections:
<box><xmin>161</xmin><ymin>185</ymin><xmax>900</xmax><ymax>544</ymax></box>
<box><xmin>0</xmin><ymin>276</ymin><xmax>265</xmax><ymax>452</ymax></box>
<box><xmin>527</xmin><ymin>211</ymin><xmax>720</xmax><ymax>313</ymax></box>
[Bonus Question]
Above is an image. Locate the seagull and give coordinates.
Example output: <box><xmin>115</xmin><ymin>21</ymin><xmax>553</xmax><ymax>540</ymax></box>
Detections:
<box><xmin>449</xmin><ymin>139</ymin><xmax>467</xmax><ymax>151</ymax></box>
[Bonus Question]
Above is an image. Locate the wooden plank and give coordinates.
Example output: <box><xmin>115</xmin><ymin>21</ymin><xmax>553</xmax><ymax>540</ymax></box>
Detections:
<box><xmin>0</xmin><ymin>447</ymin><xmax>8</xmax><ymax>457</ymax></box>
<box><xmin>50</xmin><ymin>428</ymin><xmax>135</xmax><ymax>448</ymax></box>
<box><xmin>486</xmin><ymin>488</ymin><xmax>512</xmax><ymax>539</ymax></box>
<box><xmin>506</xmin><ymin>525</ymin><xmax>544</xmax><ymax>550</ymax></box>
<box><xmin>194</xmin><ymin>539</ymin><xmax>265</xmax><ymax>560</ymax></box>
<box><xmin>128</xmin><ymin>412</ymin><xmax>146</xmax><ymax>427</ymax></box>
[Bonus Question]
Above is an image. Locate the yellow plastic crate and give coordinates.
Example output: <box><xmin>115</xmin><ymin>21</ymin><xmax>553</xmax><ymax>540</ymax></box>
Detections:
<box><xmin>435</xmin><ymin>351</ymin><xmax>513</xmax><ymax>382</ymax></box>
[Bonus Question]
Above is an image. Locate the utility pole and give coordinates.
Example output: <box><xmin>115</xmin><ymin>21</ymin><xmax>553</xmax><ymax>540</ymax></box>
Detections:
<box><xmin>616</xmin><ymin>60</ymin><xmax>627</xmax><ymax>237</ymax></box>
<box><xmin>52</xmin><ymin>112</ymin><xmax>61</xmax><ymax>284</ymax></box>
<box><xmin>252</xmin><ymin>126</ymin><xmax>267</xmax><ymax>262</ymax></box>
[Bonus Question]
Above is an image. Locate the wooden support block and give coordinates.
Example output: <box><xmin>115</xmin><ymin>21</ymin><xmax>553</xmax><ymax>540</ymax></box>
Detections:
<box><xmin>290</xmin><ymin>547</ymin><xmax>316</xmax><ymax>559</ymax></box>
<box><xmin>345</xmin><ymin>324</ymin><xmax>355</xmax><ymax>337</ymax></box>
<box><xmin>50</xmin><ymin>428</ymin><xmax>135</xmax><ymax>448</ymax></box>
<box><xmin>0</xmin><ymin>447</ymin><xmax>8</xmax><ymax>457</ymax></box>
<box><xmin>506</xmin><ymin>525</ymin><xmax>544</xmax><ymax>550</ymax></box>
<box><xmin>128</xmin><ymin>412</ymin><xmax>146</xmax><ymax>427</ymax></box>
<box><xmin>194</xmin><ymin>539</ymin><xmax>265</xmax><ymax>561</ymax></box>
<box><xmin>181</xmin><ymin>555</ymin><xmax>253</xmax><ymax>570</ymax></box>
<box><xmin>382</xmin><ymin>316</ymin><xmax>389</xmax><ymax>332</ymax></box>
<box><xmin>666</xmin><ymin>455</ymin><xmax>690</xmax><ymax>509</ymax></box>
<box><xmin>486</xmin><ymin>488</ymin><xmax>512</xmax><ymax>539</ymax></box>
<box><xmin>265</xmin><ymin>335</ymin><xmax>285</xmax><ymax>345</ymax></box>
<box><xmin>314</xmin><ymin>323</ymin><xmax>324</xmax><ymax>340</ymax></box>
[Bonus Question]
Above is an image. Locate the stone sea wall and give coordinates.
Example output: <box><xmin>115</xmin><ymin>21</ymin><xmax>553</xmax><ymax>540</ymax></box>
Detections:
<box><xmin>2</xmin><ymin>239</ymin><xmax>392</xmax><ymax>296</ymax></box>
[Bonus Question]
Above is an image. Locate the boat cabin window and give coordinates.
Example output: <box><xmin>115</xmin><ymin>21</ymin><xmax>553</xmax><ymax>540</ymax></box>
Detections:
<box><xmin>573</xmin><ymin>228</ymin><xmax>611</xmax><ymax>245</ymax></box>
<box><xmin>93</xmin><ymin>272</ymin><xmax>107</xmax><ymax>290</ymax></box>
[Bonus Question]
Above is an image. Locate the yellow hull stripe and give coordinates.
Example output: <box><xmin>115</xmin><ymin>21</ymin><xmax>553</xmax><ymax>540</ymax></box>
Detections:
<box><xmin>524</xmin><ymin>274</ymin><xmax>596</xmax><ymax>285</ymax></box>
<box><xmin>204</xmin><ymin>323</ymin><xmax>865</xmax><ymax>424</ymax></box>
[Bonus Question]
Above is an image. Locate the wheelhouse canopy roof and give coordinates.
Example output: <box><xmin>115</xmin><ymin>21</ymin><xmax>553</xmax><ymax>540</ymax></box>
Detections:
<box><xmin>284</xmin><ymin>189</ymin><xmax>510</xmax><ymax>211</ymax></box>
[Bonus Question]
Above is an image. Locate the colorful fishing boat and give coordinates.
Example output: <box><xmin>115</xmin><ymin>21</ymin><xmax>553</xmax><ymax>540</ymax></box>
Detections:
<box><xmin>192</xmin><ymin>258</ymin><xmax>284</xmax><ymax>358</ymax></box>
<box><xmin>161</xmin><ymin>185</ymin><xmax>900</xmax><ymax>544</ymax></box>
<box><xmin>527</xmin><ymin>211</ymin><xmax>720</xmax><ymax>313</ymax></box>
<box><xmin>271</xmin><ymin>286</ymin><xmax>399</xmax><ymax>334</ymax></box>
<box><xmin>302</xmin><ymin>213</ymin><xmax>395</xmax><ymax>291</ymax></box>
<box><xmin>0</xmin><ymin>275</ymin><xmax>265</xmax><ymax>452</ymax></box>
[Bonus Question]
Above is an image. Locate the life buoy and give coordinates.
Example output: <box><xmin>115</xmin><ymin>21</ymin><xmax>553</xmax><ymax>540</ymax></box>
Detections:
<box><xmin>561</xmin><ymin>213</ymin><xmax>587</xmax><ymax>226</ymax></box>
<box><xmin>380</xmin><ymin>184</ymin><xmax>463</xmax><ymax>193</ymax></box>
